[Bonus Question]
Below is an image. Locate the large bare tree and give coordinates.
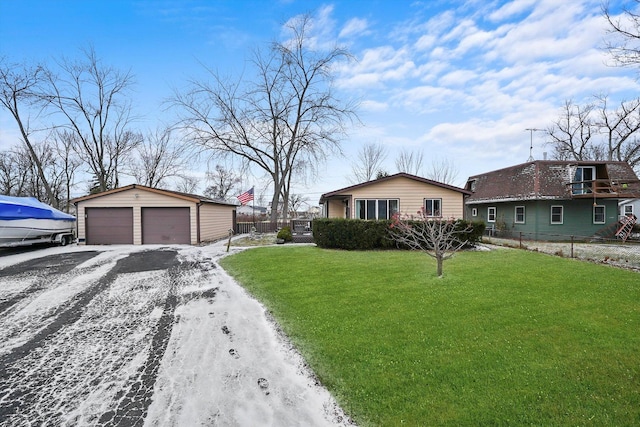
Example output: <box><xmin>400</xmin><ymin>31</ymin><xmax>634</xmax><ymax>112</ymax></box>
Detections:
<box><xmin>174</xmin><ymin>15</ymin><xmax>356</xmax><ymax>221</ymax></box>
<box><xmin>547</xmin><ymin>100</ymin><xmax>597</xmax><ymax>161</ymax></box>
<box><xmin>547</xmin><ymin>97</ymin><xmax>640</xmax><ymax>170</ymax></box>
<box><xmin>604</xmin><ymin>1</ymin><xmax>640</xmax><ymax>69</ymax></box>
<box><xmin>351</xmin><ymin>142</ymin><xmax>388</xmax><ymax>183</ymax></box>
<box><xmin>42</xmin><ymin>47</ymin><xmax>141</xmax><ymax>192</ymax></box>
<box><xmin>594</xmin><ymin>95</ymin><xmax>640</xmax><ymax>166</ymax></box>
<box><xmin>0</xmin><ymin>58</ymin><xmax>58</xmax><ymax>206</ymax></box>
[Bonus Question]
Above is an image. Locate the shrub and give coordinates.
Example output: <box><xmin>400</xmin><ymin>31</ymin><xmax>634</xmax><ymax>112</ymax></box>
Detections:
<box><xmin>313</xmin><ymin>218</ymin><xmax>485</xmax><ymax>250</ymax></box>
<box><xmin>277</xmin><ymin>226</ymin><xmax>293</xmax><ymax>242</ymax></box>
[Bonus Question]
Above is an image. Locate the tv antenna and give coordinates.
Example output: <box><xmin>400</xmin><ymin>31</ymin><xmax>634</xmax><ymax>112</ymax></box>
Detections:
<box><xmin>525</xmin><ymin>128</ymin><xmax>544</xmax><ymax>161</ymax></box>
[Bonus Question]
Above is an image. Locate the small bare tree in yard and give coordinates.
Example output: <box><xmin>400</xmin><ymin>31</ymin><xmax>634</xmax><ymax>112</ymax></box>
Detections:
<box><xmin>389</xmin><ymin>209</ymin><xmax>472</xmax><ymax>278</ymax></box>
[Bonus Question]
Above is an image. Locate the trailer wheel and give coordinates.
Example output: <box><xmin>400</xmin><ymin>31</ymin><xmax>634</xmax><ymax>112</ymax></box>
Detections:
<box><xmin>60</xmin><ymin>235</ymin><xmax>69</xmax><ymax>246</ymax></box>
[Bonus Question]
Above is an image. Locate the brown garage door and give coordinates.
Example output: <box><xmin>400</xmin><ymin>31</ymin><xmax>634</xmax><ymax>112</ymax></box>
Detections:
<box><xmin>142</xmin><ymin>207</ymin><xmax>191</xmax><ymax>244</ymax></box>
<box><xmin>86</xmin><ymin>207</ymin><xmax>134</xmax><ymax>245</ymax></box>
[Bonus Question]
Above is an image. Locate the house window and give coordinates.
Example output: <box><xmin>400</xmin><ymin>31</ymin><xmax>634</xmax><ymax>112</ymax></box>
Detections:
<box><xmin>424</xmin><ymin>199</ymin><xmax>442</xmax><ymax>217</ymax></box>
<box><xmin>487</xmin><ymin>207</ymin><xmax>496</xmax><ymax>222</ymax></box>
<box><xmin>355</xmin><ymin>199</ymin><xmax>399</xmax><ymax>220</ymax></box>
<box><xmin>623</xmin><ymin>205</ymin><xmax>633</xmax><ymax>216</ymax></box>
<box><xmin>593</xmin><ymin>205</ymin><xmax>605</xmax><ymax>224</ymax></box>
<box><xmin>551</xmin><ymin>205</ymin><xmax>563</xmax><ymax>224</ymax></box>
<box><xmin>515</xmin><ymin>206</ymin><xmax>525</xmax><ymax>224</ymax></box>
<box><xmin>572</xmin><ymin>166</ymin><xmax>596</xmax><ymax>195</ymax></box>
<box><xmin>471</xmin><ymin>208</ymin><xmax>477</xmax><ymax>217</ymax></box>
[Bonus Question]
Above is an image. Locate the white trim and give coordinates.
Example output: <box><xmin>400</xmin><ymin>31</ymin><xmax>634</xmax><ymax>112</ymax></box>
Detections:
<box><xmin>551</xmin><ymin>205</ymin><xmax>563</xmax><ymax>224</ymax></box>
<box><xmin>515</xmin><ymin>206</ymin><xmax>525</xmax><ymax>224</ymax></box>
<box><xmin>593</xmin><ymin>205</ymin><xmax>606</xmax><ymax>224</ymax></box>
<box><xmin>487</xmin><ymin>207</ymin><xmax>496</xmax><ymax>222</ymax></box>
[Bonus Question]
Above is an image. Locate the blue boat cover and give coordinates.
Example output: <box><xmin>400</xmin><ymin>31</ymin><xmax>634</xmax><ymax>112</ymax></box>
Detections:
<box><xmin>0</xmin><ymin>195</ymin><xmax>76</xmax><ymax>221</ymax></box>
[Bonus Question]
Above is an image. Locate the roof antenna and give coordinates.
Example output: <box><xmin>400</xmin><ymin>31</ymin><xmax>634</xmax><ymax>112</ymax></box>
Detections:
<box><xmin>525</xmin><ymin>128</ymin><xmax>543</xmax><ymax>161</ymax></box>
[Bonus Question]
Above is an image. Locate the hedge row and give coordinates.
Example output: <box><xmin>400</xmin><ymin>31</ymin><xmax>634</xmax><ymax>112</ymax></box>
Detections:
<box><xmin>312</xmin><ymin>218</ymin><xmax>486</xmax><ymax>250</ymax></box>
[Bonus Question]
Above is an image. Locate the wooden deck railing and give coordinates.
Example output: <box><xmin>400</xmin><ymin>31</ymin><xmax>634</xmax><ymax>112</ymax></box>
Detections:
<box><xmin>567</xmin><ymin>179</ymin><xmax>640</xmax><ymax>198</ymax></box>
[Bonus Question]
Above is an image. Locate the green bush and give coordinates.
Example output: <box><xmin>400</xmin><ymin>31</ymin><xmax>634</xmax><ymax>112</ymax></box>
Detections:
<box><xmin>313</xmin><ymin>218</ymin><xmax>485</xmax><ymax>250</ymax></box>
<box><xmin>277</xmin><ymin>226</ymin><xmax>293</xmax><ymax>242</ymax></box>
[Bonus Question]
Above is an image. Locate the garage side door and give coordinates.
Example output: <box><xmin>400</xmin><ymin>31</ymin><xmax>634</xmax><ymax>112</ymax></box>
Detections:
<box><xmin>86</xmin><ymin>207</ymin><xmax>133</xmax><ymax>245</ymax></box>
<box><xmin>142</xmin><ymin>207</ymin><xmax>191</xmax><ymax>244</ymax></box>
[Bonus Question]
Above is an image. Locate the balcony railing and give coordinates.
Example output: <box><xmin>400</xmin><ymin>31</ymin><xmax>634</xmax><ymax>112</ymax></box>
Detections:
<box><xmin>567</xmin><ymin>179</ymin><xmax>640</xmax><ymax>198</ymax></box>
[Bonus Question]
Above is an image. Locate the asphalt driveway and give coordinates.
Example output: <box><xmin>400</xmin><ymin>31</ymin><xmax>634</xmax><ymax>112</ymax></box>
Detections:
<box><xmin>0</xmin><ymin>243</ymin><xmax>351</xmax><ymax>426</ymax></box>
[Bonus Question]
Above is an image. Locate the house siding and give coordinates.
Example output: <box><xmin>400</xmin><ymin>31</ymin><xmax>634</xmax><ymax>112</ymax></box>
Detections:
<box><xmin>344</xmin><ymin>176</ymin><xmax>465</xmax><ymax>219</ymax></box>
<box><xmin>326</xmin><ymin>199</ymin><xmax>347</xmax><ymax>219</ymax></box>
<box><xmin>467</xmin><ymin>199</ymin><xmax>619</xmax><ymax>240</ymax></box>
<box><xmin>199</xmin><ymin>203</ymin><xmax>236</xmax><ymax>242</ymax></box>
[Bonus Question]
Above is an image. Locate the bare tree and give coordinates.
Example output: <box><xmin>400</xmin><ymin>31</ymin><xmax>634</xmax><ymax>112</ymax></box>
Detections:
<box><xmin>546</xmin><ymin>97</ymin><xmax>640</xmax><ymax>170</ymax></box>
<box><xmin>604</xmin><ymin>1</ymin><xmax>640</xmax><ymax>69</ymax></box>
<box><xmin>174</xmin><ymin>15</ymin><xmax>356</xmax><ymax>222</ymax></box>
<box><xmin>52</xmin><ymin>130</ymin><xmax>82</xmax><ymax>212</ymax></box>
<box><xmin>287</xmin><ymin>193</ymin><xmax>308</xmax><ymax>217</ymax></box>
<box><xmin>128</xmin><ymin>127</ymin><xmax>186</xmax><ymax>188</ymax></box>
<box><xmin>547</xmin><ymin>100</ymin><xmax>597</xmax><ymax>161</ymax></box>
<box><xmin>395</xmin><ymin>148</ymin><xmax>424</xmax><ymax>175</ymax></box>
<box><xmin>425</xmin><ymin>157</ymin><xmax>459</xmax><ymax>185</ymax></box>
<box><xmin>42</xmin><ymin>47</ymin><xmax>141</xmax><ymax>192</ymax></box>
<box><xmin>389</xmin><ymin>209</ymin><xmax>472</xmax><ymax>278</ymax></box>
<box><xmin>593</xmin><ymin>95</ymin><xmax>640</xmax><ymax>168</ymax></box>
<box><xmin>0</xmin><ymin>58</ymin><xmax>58</xmax><ymax>206</ymax></box>
<box><xmin>0</xmin><ymin>150</ymin><xmax>24</xmax><ymax>195</ymax></box>
<box><xmin>175</xmin><ymin>175</ymin><xmax>199</xmax><ymax>194</ymax></box>
<box><xmin>351</xmin><ymin>142</ymin><xmax>388</xmax><ymax>182</ymax></box>
<box><xmin>203</xmin><ymin>164</ymin><xmax>241</xmax><ymax>201</ymax></box>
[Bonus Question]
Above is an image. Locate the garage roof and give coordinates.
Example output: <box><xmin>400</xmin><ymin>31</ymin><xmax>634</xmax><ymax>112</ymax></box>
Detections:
<box><xmin>71</xmin><ymin>184</ymin><xmax>238</xmax><ymax>206</ymax></box>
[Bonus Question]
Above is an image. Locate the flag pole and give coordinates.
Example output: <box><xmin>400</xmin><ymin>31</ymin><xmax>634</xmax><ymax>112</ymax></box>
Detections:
<box><xmin>252</xmin><ymin>186</ymin><xmax>255</xmax><ymax>228</ymax></box>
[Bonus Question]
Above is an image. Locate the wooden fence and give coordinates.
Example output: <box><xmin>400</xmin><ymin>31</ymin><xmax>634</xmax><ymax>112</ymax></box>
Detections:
<box><xmin>235</xmin><ymin>220</ymin><xmax>314</xmax><ymax>243</ymax></box>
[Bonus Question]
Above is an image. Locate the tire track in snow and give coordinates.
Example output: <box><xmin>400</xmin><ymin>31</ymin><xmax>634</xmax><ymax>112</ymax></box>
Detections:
<box><xmin>0</xmin><ymin>249</ymin><xmax>179</xmax><ymax>423</ymax></box>
<box><xmin>97</xmin><ymin>257</ymin><xmax>211</xmax><ymax>427</ymax></box>
<box><xmin>0</xmin><ymin>251</ymin><xmax>99</xmax><ymax>315</ymax></box>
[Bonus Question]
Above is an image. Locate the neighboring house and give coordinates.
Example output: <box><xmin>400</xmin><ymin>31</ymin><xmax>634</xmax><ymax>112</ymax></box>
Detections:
<box><xmin>319</xmin><ymin>172</ymin><xmax>471</xmax><ymax>220</ymax></box>
<box><xmin>236</xmin><ymin>205</ymin><xmax>268</xmax><ymax>216</ymax></box>
<box><xmin>464</xmin><ymin>160</ymin><xmax>640</xmax><ymax>240</ymax></box>
<box><xmin>619</xmin><ymin>199</ymin><xmax>640</xmax><ymax>218</ymax></box>
<box><xmin>72</xmin><ymin>184</ymin><xmax>237</xmax><ymax>245</ymax></box>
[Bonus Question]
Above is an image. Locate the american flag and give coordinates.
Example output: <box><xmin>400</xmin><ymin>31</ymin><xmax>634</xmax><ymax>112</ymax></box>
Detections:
<box><xmin>237</xmin><ymin>187</ymin><xmax>254</xmax><ymax>205</ymax></box>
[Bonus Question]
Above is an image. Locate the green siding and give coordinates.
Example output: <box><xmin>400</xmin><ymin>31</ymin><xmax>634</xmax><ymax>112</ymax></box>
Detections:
<box><xmin>466</xmin><ymin>199</ymin><xmax>620</xmax><ymax>240</ymax></box>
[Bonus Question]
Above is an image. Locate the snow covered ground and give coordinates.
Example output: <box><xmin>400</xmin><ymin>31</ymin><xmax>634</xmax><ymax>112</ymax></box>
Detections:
<box><xmin>0</xmin><ymin>241</ymin><xmax>354</xmax><ymax>426</ymax></box>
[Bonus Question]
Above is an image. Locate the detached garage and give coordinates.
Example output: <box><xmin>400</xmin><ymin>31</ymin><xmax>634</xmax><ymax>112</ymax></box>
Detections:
<box><xmin>72</xmin><ymin>184</ymin><xmax>237</xmax><ymax>245</ymax></box>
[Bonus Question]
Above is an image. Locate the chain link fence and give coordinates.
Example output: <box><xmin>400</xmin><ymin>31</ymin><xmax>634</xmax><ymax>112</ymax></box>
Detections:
<box><xmin>482</xmin><ymin>231</ymin><xmax>640</xmax><ymax>271</ymax></box>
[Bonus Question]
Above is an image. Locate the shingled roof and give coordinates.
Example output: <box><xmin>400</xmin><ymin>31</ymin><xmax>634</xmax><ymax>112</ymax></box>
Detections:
<box><xmin>465</xmin><ymin>160</ymin><xmax>640</xmax><ymax>204</ymax></box>
<box><xmin>320</xmin><ymin>172</ymin><xmax>470</xmax><ymax>203</ymax></box>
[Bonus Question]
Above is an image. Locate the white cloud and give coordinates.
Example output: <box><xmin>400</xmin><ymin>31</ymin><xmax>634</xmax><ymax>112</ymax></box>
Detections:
<box><xmin>339</xmin><ymin>17</ymin><xmax>369</xmax><ymax>38</ymax></box>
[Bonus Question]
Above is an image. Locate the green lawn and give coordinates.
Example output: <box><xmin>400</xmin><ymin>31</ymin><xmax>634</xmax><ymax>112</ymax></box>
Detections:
<box><xmin>219</xmin><ymin>246</ymin><xmax>640</xmax><ymax>426</ymax></box>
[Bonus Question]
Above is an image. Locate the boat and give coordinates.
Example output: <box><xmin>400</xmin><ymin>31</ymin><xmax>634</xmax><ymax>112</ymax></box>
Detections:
<box><xmin>0</xmin><ymin>195</ymin><xmax>76</xmax><ymax>247</ymax></box>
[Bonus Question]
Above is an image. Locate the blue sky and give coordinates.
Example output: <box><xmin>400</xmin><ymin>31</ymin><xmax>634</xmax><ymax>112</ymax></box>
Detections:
<box><xmin>1</xmin><ymin>0</ymin><xmax>639</xmax><ymax>205</ymax></box>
